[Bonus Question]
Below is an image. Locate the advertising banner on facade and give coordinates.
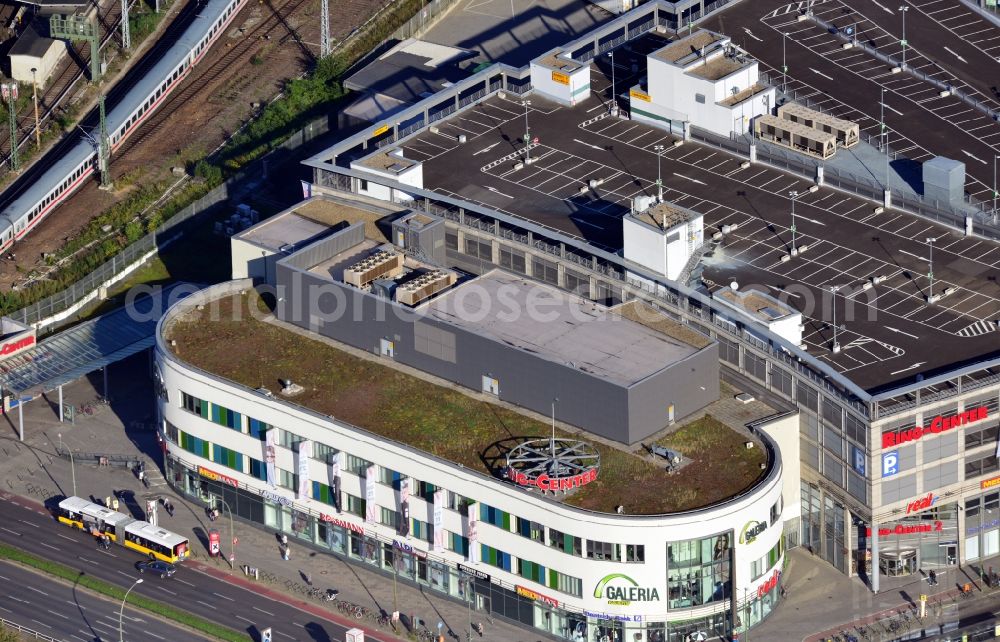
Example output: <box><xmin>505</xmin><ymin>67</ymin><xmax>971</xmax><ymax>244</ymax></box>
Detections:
<box><xmin>365</xmin><ymin>464</ymin><xmax>377</xmax><ymax>523</ymax></box>
<box><xmin>433</xmin><ymin>489</ymin><xmax>445</xmax><ymax>553</ymax></box>
<box><xmin>467</xmin><ymin>501</ymin><xmax>478</xmax><ymax>563</ymax></box>
<box><xmin>265</xmin><ymin>429</ymin><xmax>277</xmax><ymax>488</ymax></box>
<box><xmin>399</xmin><ymin>478</ymin><xmax>410</xmax><ymax>537</ymax></box>
<box><xmin>329</xmin><ymin>450</ymin><xmax>342</xmax><ymax>512</ymax></box>
<box><xmin>297</xmin><ymin>440</ymin><xmax>312</xmax><ymax>500</ymax></box>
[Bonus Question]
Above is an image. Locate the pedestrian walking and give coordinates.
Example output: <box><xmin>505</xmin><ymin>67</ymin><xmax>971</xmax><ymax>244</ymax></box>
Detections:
<box><xmin>282</xmin><ymin>545</ymin><xmax>290</xmax><ymax>561</ymax></box>
<box><xmin>165</xmin><ymin>500</ymin><xmax>174</xmax><ymax>517</ymax></box>
<box><xmin>104</xmin><ymin>496</ymin><xmax>111</xmax><ymax>509</ymax></box>
<box><xmin>111</xmin><ymin>497</ymin><xmax>119</xmax><ymax>511</ymax></box>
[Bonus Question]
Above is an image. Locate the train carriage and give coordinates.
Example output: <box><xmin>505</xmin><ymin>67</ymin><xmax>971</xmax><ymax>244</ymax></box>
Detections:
<box><xmin>0</xmin><ymin>0</ymin><xmax>248</xmax><ymax>252</ymax></box>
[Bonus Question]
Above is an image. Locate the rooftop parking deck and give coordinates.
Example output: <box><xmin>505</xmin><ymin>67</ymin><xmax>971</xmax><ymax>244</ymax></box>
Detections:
<box><xmin>388</xmin><ymin>93</ymin><xmax>1000</xmax><ymax>392</ymax></box>
<box><xmin>164</xmin><ymin>291</ymin><xmax>771</xmax><ymax>515</ymax></box>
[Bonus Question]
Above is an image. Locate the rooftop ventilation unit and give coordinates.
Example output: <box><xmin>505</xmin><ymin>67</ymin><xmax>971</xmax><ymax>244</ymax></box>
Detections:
<box><xmin>396</xmin><ymin>270</ymin><xmax>457</xmax><ymax>306</ymax></box>
<box><xmin>344</xmin><ymin>250</ymin><xmax>404</xmax><ymax>288</ymax></box>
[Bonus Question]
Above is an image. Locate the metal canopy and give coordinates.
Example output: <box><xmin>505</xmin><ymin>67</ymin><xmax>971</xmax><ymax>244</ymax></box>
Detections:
<box><xmin>0</xmin><ymin>284</ymin><xmax>196</xmax><ymax>396</ymax></box>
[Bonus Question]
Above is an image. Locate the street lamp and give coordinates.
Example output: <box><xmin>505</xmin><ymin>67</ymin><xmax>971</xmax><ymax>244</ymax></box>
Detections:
<box><xmin>789</xmin><ymin>190</ymin><xmax>800</xmax><ymax>255</ymax></box>
<box><xmin>216</xmin><ymin>497</ymin><xmax>236</xmax><ymax>572</ymax></box>
<box><xmin>782</xmin><ymin>33</ymin><xmax>789</xmax><ymax>93</ymax></box>
<box><xmin>58</xmin><ymin>433</ymin><xmax>76</xmax><ymax>496</ymax></box>
<box><xmin>830</xmin><ymin>285</ymin><xmax>842</xmax><ymax>354</ymax></box>
<box><xmin>607</xmin><ymin>50</ymin><xmax>616</xmax><ymax>114</ymax></box>
<box><xmin>899</xmin><ymin>5</ymin><xmax>909</xmax><ymax>69</ymax></box>
<box><xmin>521</xmin><ymin>100</ymin><xmax>532</xmax><ymax>164</ymax></box>
<box><xmin>653</xmin><ymin>144</ymin><xmax>665</xmax><ymax>202</ymax></box>
<box><xmin>926</xmin><ymin>236</ymin><xmax>937</xmax><ymax>302</ymax></box>
<box><xmin>119</xmin><ymin>577</ymin><xmax>143</xmax><ymax>642</ymax></box>
<box><xmin>30</xmin><ymin>67</ymin><xmax>39</xmax><ymax>148</ymax></box>
<box><xmin>992</xmin><ymin>154</ymin><xmax>999</xmax><ymax>221</ymax></box>
<box><xmin>550</xmin><ymin>397</ymin><xmax>558</xmax><ymax>461</ymax></box>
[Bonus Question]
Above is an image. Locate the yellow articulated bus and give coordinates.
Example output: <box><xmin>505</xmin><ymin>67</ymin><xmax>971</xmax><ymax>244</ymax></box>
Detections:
<box><xmin>56</xmin><ymin>496</ymin><xmax>190</xmax><ymax>563</ymax></box>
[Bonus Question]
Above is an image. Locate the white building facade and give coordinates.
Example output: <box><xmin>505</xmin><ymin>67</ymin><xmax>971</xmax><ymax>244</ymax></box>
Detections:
<box><xmin>156</xmin><ymin>282</ymin><xmax>789</xmax><ymax>642</ymax></box>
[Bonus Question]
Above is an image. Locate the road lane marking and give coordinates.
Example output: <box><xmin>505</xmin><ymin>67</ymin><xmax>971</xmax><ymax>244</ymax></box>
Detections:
<box><xmin>942</xmin><ymin>46</ymin><xmax>967</xmax><ymax>63</ymax></box>
<box><xmin>672</xmin><ymin>173</ymin><xmax>706</xmax><ymax>185</ymax></box>
<box><xmin>890</xmin><ymin>362</ymin><xmax>925</xmax><ymax>375</ymax></box>
<box><xmin>157</xmin><ymin>586</ymin><xmax>177</xmax><ymax>596</ymax></box>
<box><xmin>885</xmin><ymin>326</ymin><xmax>919</xmax><ymax>339</ymax></box>
<box><xmin>0</xmin><ymin>528</ymin><xmax>21</xmax><ymax>536</ymax></box>
<box><xmin>196</xmin><ymin>600</ymin><xmax>217</xmax><ymax>610</ymax></box>
<box><xmin>144</xmin><ymin>631</ymin><xmax>165</xmax><ymax>640</ymax></box>
<box><xmin>253</xmin><ymin>606</ymin><xmax>275</xmax><ymax>616</ymax></box>
<box><xmin>573</xmin><ymin>138</ymin><xmax>605</xmax><ymax>151</ymax></box>
<box><xmin>46</xmin><ymin>609</ymin><xmax>69</xmax><ymax>620</ymax></box>
<box><xmin>18</xmin><ymin>520</ymin><xmax>39</xmax><ymax>529</ymax></box>
<box><xmin>880</xmin><ymin>101</ymin><xmax>903</xmax><ymax>116</ymax></box>
<box><xmin>871</xmin><ymin>0</ymin><xmax>894</xmax><ymax>14</ymax></box>
<box><xmin>57</xmin><ymin>534</ymin><xmax>75</xmax><ymax>542</ymax></box>
<box><xmin>484</xmin><ymin>185</ymin><xmax>514</xmax><ymax>199</ymax></box>
<box><xmin>40</xmin><ymin>542</ymin><xmax>59</xmax><ymax>551</ymax></box>
<box><xmin>743</xmin><ymin>27</ymin><xmax>763</xmax><ymax>42</ymax></box>
<box><xmin>810</xmin><ymin>67</ymin><xmax>834</xmax><ymax>80</ymax></box>
<box><xmin>30</xmin><ymin>619</ymin><xmax>51</xmax><ymax>629</ymax></box>
<box><xmin>174</xmin><ymin>578</ymin><xmax>195</xmax><ymax>587</ymax></box>
<box><xmin>26</xmin><ymin>586</ymin><xmax>48</xmax><ymax>596</ymax></box>
<box><xmin>213</xmin><ymin>592</ymin><xmax>235</xmax><ymax>601</ymax></box>
<box><xmin>471</xmin><ymin>142</ymin><xmax>500</xmax><ymax>156</ymax></box>
<box><xmin>235</xmin><ymin>615</ymin><xmax>255</xmax><ymax>624</ymax></box>
<box><xmin>962</xmin><ymin>150</ymin><xmax>986</xmax><ymax>164</ymax></box>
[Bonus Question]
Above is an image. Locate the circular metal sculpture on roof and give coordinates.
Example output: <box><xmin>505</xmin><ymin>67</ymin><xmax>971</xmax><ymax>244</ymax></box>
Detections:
<box><xmin>505</xmin><ymin>438</ymin><xmax>600</xmax><ymax>493</ymax></box>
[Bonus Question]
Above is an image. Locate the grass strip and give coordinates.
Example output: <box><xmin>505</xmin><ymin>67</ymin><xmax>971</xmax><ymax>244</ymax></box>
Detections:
<box><xmin>0</xmin><ymin>543</ymin><xmax>247</xmax><ymax>641</ymax></box>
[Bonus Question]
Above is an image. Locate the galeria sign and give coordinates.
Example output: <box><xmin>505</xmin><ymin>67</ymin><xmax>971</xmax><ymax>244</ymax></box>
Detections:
<box><xmin>882</xmin><ymin>407</ymin><xmax>988</xmax><ymax>448</ymax></box>
<box><xmin>593</xmin><ymin>574</ymin><xmax>660</xmax><ymax>606</ymax></box>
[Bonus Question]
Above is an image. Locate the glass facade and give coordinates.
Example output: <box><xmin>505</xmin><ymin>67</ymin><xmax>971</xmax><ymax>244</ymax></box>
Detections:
<box><xmin>666</xmin><ymin>533</ymin><xmax>732</xmax><ymax>608</ymax></box>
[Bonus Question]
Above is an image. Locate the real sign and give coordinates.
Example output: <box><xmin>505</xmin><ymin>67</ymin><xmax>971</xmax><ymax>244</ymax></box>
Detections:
<box><xmin>905</xmin><ymin>492</ymin><xmax>937</xmax><ymax>515</ymax></box>
<box><xmin>881</xmin><ymin>407</ymin><xmax>989</xmax><ymax>448</ymax></box>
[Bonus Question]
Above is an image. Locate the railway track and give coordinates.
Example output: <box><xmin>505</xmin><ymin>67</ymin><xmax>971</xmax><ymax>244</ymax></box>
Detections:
<box><xmin>0</xmin><ymin>0</ymin><xmax>127</xmax><ymax>170</ymax></box>
<box><xmin>112</xmin><ymin>0</ymin><xmax>314</xmax><ymax>160</ymax></box>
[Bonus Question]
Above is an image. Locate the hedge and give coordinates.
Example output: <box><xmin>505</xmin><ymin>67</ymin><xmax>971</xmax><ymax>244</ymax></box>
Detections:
<box><xmin>0</xmin><ymin>543</ymin><xmax>248</xmax><ymax>641</ymax></box>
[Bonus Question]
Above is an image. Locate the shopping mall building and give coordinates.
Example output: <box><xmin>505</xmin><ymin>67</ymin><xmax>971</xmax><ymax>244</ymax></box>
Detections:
<box><xmin>157</xmin><ymin>211</ymin><xmax>792</xmax><ymax>641</ymax></box>
<box><xmin>292</xmin><ymin>0</ymin><xmax>1000</xmax><ymax>593</ymax></box>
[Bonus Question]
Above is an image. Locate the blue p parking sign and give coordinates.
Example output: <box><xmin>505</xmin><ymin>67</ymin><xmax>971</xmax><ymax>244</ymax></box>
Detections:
<box><xmin>882</xmin><ymin>451</ymin><xmax>899</xmax><ymax>477</ymax></box>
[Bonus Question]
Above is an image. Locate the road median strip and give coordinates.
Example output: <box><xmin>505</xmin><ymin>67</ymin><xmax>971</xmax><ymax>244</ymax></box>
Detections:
<box><xmin>0</xmin><ymin>543</ymin><xmax>248</xmax><ymax>642</ymax></box>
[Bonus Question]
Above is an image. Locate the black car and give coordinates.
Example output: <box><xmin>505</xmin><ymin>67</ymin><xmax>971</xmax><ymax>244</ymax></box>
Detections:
<box><xmin>136</xmin><ymin>560</ymin><xmax>176</xmax><ymax>578</ymax></box>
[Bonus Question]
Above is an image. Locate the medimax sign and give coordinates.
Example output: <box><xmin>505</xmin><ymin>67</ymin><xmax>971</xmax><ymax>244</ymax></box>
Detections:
<box><xmin>593</xmin><ymin>573</ymin><xmax>660</xmax><ymax>606</ymax></box>
<box><xmin>881</xmin><ymin>407</ymin><xmax>989</xmax><ymax>448</ymax></box>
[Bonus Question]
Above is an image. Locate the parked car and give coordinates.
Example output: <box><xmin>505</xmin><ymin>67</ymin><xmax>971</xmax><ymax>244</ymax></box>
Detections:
<box><xmin>136</xmin><ymin>560</ymin><xmax>176</xmax><ymax>578</ymax></box>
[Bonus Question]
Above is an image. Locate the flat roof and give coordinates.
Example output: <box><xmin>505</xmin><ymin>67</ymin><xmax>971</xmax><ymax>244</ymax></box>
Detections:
<box><xmin>390</xmin><ymin>93</ymin><xmax>1000</xmax><ymax>392</ymax></box>
<box><xmin>719</xmin><ymin>82</ymin><xmax>769</xmax><ymax>107</ymax></box>
<box><xmin>536</xmin><ymin>51</ymin><xmax>582</xmax><ymax>73</ymax></box>
<box><xmin>343</xmin><ymin>38</ymin><xmax>472</xmax><ymax>105</ymax></box>
<box><xmin>355</xmin><ymin>150</ymin><xmax>419</xmax><ymax>173</ymax></box>
<box><xmin>687</xmin><ymin>55</ymin><xmax>748</xmax><ymax>81</ymax></box>
<box><xmin>715</xmin><ymin>288</ymin><xmax>795</xmax><ymax>322</ymax></box>
<box><xmin>420</xmin><ymin>269</ymin><xmax>702</xmax><ymax>386</ymax></box>
<box><xmin>651</xmin><ymin>30</ymin><xmax>725</xmax><ymax>65</ymax></box>
<box><xmin>165</xmin><ymin>290</ymin><xmax>770</xmax><ymax>515</ymax></box>
<box><xmin>631</xmin><ymin>201</ymin><xmax>692</xmax><ymax>230</ymax></box>
<box><xmin>236</xmin><ymin>211</ymin><xmax>332</xmax><ymax>253</ymax></box>
<box><xmin>307</xmin><ymin>238</ymin><xmax>384</xmax><ymax>281</ymax></box>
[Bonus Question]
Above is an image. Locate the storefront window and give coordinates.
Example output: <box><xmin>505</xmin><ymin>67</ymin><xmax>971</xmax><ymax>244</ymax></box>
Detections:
<box><xmin>667</xmin><ymin>533</ymin><xmax>731</xmax><ymax>608</ymax></box>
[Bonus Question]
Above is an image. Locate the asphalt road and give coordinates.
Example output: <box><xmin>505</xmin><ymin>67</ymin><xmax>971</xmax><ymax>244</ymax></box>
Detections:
<box><xmin>0</xmin><ymin>494</ymin><xmax>386</xmax><ymax>642</ymax></box>
<box><xmin>705</xmin><ymin>0</ymin><xmax>1000</xmax><ymax>200</ymax></box>
<box><xmin>0</xmin><ymin>559</ymin><xmax>206</xmax><ymax>642</ymax></box>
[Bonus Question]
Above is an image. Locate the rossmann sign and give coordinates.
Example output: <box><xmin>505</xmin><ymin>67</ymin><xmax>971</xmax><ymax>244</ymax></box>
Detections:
<box><xmin>881</xmin><ymin>407</ymin><xmax>989</xmax><ymax>449</ymax></box>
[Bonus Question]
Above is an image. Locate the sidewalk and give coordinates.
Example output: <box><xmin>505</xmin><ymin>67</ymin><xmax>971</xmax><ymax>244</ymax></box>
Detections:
<box><xmin>753</xmin><ymin>547</ymin><xmax>1000</xmax><ymax>642</ymax></box>
<box><xmin>0</xmin><ymin>353</ymin><xmax>554</xmax><ymax>642</ymax></box>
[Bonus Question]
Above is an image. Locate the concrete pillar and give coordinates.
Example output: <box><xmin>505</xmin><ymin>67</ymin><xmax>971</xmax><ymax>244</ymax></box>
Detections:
<box><xmin>17</xmin><ymin>401</ymin><xmax>23</xmax><ymax>442</ymax></box>
<box><xmin>816</xmin><ymin>166</ymin><xmax>825</xmax><ymax>186</ymax></box>
<box><xmin>883</xmin><ymin>189</ymin><xmax>892</xmax><ymax>209</ymax></box>
<box><xmin>58</xmin><ymin>385</ymin><xmax>63</xmax><ymax>423</ymax></box>
<box><xmin>749</xmin><ymin>143</ymin><xmax>757</xmax><ymax>163</ymax></box>
<box><xmin>491</xmin><ymin>239</ymin><xmax>500</xmax><ymax>265</ymax></box>
<box><xmin>557</xmin><ymin>262</ymin><xmax>566</xmax><ymax>289</ymax></box>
